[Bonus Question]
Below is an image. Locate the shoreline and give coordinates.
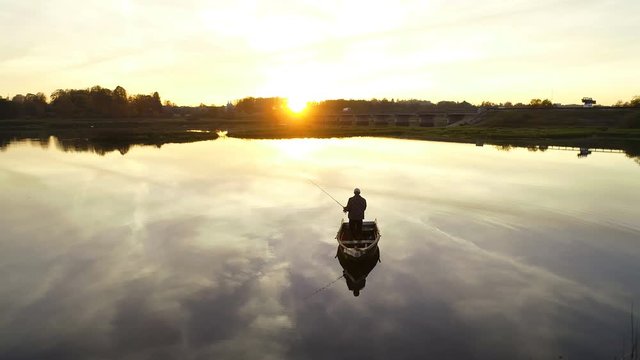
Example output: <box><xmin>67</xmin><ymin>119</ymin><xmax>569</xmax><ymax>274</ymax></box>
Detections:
<box><xmin>1</xmin><ymin>115</ymin><xmax>639</xmax><ymax>158</ymax></box>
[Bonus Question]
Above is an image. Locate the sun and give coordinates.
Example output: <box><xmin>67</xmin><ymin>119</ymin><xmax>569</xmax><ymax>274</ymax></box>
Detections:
<box><xmin>286</xmin><ymin>97</ymin><xmax>308</xmax><ymax>114</ymax></box>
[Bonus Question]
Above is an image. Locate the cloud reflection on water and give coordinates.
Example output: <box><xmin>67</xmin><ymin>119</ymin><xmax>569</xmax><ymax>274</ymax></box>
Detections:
<box><xmin>0</xmin><ymin>137</ymin><xmax>639</xmax><ymax>359</ymax></box>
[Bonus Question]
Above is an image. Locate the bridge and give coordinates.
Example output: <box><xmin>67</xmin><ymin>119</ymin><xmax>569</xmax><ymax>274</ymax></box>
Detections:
<box><xmin>546</xmin><ymin>146</ymin><xmax>625</xmax><ymax>158</ymax></box>
<box><xmin>307</xmin><ymin>112</ymin><xmax>478</xmax><ymax>127</ymax></box>
<box><xmin>546</xmin><ymin>146</ymin><xmax>624</xmax><ymax>153</ymax></box>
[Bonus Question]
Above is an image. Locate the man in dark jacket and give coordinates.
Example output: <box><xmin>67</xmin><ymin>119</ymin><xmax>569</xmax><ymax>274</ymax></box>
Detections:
<box><xmin>343</xmin><ymin>188</ymin><xmax>367</xmax><ymax>240</ymax></box>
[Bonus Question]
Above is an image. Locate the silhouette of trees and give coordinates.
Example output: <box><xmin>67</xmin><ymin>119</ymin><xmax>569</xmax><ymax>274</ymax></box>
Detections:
<box><xmin>48</xmin><ymin>85</ymin><xmax>164</xmax><ymax>118</ymax></box>
<box><xmin>477</xmin><ymin>100</ymin><xmax>557</xmax><ymax>108</ymax></box>
<box><xmin>129</xmin><ymin>92</ymin><xmax>162</xmax><ymax>117</ymax></box>
<box><xmin>113</xmin><ymin>86</ymin><xmax>128</xmax><ymax>117</ymax></box>
<box><xmin>1</xmin><ymin>93</ymin><xmax>47</xmax><ymax>118</ymax></box>
<box><xmin>614</xmin><ymin>96</ymin><xmax>640</xmax><ymax>107</ymax></box>
<box><xmin>0</xmin><ymin>97</ymin><xmax>18</xmax><ymax>119</ymax></box>
<box><xmin>234</xmin><ymin>97</ymin><xmax>285</xmax><ymax>114</ymax></box>
<box><xmin>23</xmin><ymin>93</ymin><xmax>47</xmax><ymax>117</ymax></box>
<box><xmin>90</xmin><ymin>86</ymin><xmax>113</xmax><ymax>117</ymax></box>
<box><xmin>51</xmin><ymin>89</ymin><xmax>91</xmax><ymax>117</ymax></box>
<box><xmin>8</xmin><ymin>87</ymin><xmax>640</xmax><ymax>122</ymax></box>
<box><xmin>2</xmin><ymin>85</ymin><xmax>169</xmax><ymax>119</ymax></box>
<box><xmin>227</xmin><ymin>97</ymin><xmax>481</xmax><ymax>117</ymax></box>
<box><xmin>529</xmin><ymin>98</ymin><xmax>553</xmax><ymax>107</ymax></box>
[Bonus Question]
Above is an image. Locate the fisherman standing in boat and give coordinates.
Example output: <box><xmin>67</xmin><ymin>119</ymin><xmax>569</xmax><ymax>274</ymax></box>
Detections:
<box><xmin>343</xmin><ymin>188</ymin><xmax>367</xmax><ymax>240</ymax></box>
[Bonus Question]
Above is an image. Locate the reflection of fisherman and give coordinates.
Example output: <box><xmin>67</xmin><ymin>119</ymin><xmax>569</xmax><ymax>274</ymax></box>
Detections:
<box><xmin>344</xmin><ymin>271</ymin><xmax>366</xmax><ymax>297</ymax></box>
<box><xmin>343</xmin><ymin>188</ymin><xmax>367</xmax><ymax>240</ymax></box>
<box><xmin>337</xmin><ymin>246</ymin><xmax>380</xmax><ymax>297</ymax></box>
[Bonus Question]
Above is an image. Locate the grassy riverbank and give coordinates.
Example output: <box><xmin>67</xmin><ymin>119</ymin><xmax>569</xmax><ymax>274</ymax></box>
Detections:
<box><xmin>1</xmin><ymin>109</ymin><xmax>640</xmax><ymax>157</ymax></box>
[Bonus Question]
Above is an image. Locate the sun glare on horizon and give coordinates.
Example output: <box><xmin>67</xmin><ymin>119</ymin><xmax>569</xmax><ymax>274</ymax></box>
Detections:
<box><xmin>287</xmin><ymin>97</ymin><xmax>308</xmax><ymax>114</ymax></box>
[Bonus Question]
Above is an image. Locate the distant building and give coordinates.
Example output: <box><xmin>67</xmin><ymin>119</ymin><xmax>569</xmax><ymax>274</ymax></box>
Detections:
<box><xmin>582</xmin><ymin>97</ymin><xmax>596</xmax><ymax>108</ymax></box>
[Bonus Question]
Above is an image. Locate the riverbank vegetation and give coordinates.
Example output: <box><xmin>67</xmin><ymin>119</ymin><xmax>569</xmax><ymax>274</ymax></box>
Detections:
<box><xmin>2</xmin><ymin>116</ymin><xmax>640</xmax><ymax>158</ymax></box>
<box><xmin>1</xmin><ymin>86</ymin><xmax>639</xmax><ymax>158</ymax></box>
<box><xmin>1</xmin><ymin>84</ymin><xmax>639</xmax><ymax>120</ymax></box>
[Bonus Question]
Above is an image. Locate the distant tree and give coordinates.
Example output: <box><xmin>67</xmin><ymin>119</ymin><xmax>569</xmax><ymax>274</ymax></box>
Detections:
<box><xmin>130</xmin><ymin>95</ymin><xmax>152</xmax><ymax>117</ymax></box>
<box><xmin>8</xmin><ymin>93</ymin><xmax>47</xmax><ymax>118</ymax></box>
<box><xmin>65</xmin><ymin>89</ymin><xmax>92</xmax><ymax>116</ymax></box>
<box><xmin>23</xmin><ymin>93</ymin><xmax>47</xmax><ymax>117</ymax></box>
<box><xmin>127</xmin><ymin>91</ymin><xmax>164</xmax><ymax>117</ymax></box>
<box><xmin>89</xmin><ymin>86</ymin><xmax>113</xmax><ymax>117</ymax></box>
<box><xmin>480</xmin><ymin>101</ymin><xmax>496</xmax><ymax>107</ymax></box>
<box><xmin>234</xmin><ymin>97</ymin><xmax>255</xmax><ymax>113</ymax></box>
<box><xmin>51</xmin><ymin>89</ymin><xmax>75</xmax><ymax>117</ymax></box>
<box><xmin>529</xmin><ymin>98</ymin><xmax>553</xmax><ymax>107</ymax></box>
<box><xmin>151</xmin><ymin>92</ymin><xmax>162</xmax><ymax>114</ymax></box>
<box><xmin>112</xmin><ymin>86</ymin><xmax>128</xmax><ymax>117</ymax></box>
<box><xmin>234</xmin><ymin>97</ymin><xmax>286</xmax><ymax>116</ymax></box>
<box><xmin>496</xmin><ymin>145</ymin><xmax>513</xmax><ymax>151</ymax></box>
<box><xmin>436</xmin><ymin>100</ymin><xmax>474</xmax><ymax>111</ymax></box>
<box><xmin>503</xmin><ymin>102</ymin><xmax>513</xmax><ymax>108</ymax></box>
<box><xmin>436</xmin><ymin>100</ymin><xmax>458</xmax><ymax>110</ymax></box>
<box><xmin>11</xmin><ymin>94</ymin><xmax>25</xmax><ymax>104</ymax></box>
<box><xmin>0</xmin><ymin>97</ymin><xmax>18</xmax><ymax>119</ymax></box>
<box><xmin>612</xmin><ymin>96</ymin><xmax>640</xmax><ymax>107</ymax></box>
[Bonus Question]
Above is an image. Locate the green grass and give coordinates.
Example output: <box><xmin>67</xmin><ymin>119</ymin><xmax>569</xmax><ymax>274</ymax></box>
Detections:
<box><xmin>478</xmin><ymin>108</ymin><xmax>640</xmax><ymax>128</ymax></box>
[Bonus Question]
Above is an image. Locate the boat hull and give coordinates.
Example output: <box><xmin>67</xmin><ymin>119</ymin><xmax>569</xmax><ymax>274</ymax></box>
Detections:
<box><xmin>335</xmin><ymin>219</ymin><xmax>381</xmax><ymax>258</ymax></box>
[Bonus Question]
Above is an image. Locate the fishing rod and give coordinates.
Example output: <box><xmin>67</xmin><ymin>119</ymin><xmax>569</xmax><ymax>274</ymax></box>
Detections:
<box><xmin>308</xmin><ymin>180</ymin><xmax>345</xmax><ymax>208</ymax></box>
<box><xmin>303</xmin><ymin>274</ymin><xmax>345</xmax><ymax>300</ymax></box>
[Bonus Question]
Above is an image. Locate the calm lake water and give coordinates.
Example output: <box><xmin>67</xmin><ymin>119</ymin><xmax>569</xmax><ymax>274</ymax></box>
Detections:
<box><xmin>1</xmin><ymin>137</ymin><xmax>639</xmax><ymax>359</ymax></box>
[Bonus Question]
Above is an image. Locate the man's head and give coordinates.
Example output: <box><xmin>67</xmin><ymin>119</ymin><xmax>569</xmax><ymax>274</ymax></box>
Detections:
<box><xmin>354</xmin><ymin>188</ymin><xmax>360</xmax><ymax>195</ymax></box>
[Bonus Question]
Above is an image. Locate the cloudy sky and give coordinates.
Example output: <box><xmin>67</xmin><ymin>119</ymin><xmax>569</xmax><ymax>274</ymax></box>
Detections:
<box><xmin>1</xmin><ymin>0</ymin><xmax>638</xmax><ymax>105</ymax></box>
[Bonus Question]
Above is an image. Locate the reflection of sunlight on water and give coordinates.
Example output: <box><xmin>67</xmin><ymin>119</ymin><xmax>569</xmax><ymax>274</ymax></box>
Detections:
<box><xmin>270</xmin><ymin>138</ymin><xmax>328</xmax><ymax>160</ymax></box>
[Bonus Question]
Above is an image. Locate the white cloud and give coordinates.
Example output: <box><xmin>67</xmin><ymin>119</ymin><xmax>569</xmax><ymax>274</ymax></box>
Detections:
<box><xmin>0</xmin><ymin>0</ymin><xmax>639</xmax><ymax>104</ymax></box>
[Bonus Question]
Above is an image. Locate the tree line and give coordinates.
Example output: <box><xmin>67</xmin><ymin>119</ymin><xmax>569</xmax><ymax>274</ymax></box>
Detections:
<box><xmin>233</xmin><ymin>97</ymin><xmax>477</xmax><ymax>115</ymax></box>
<box><xmin>0</xmin><ymin>86</ymin><xmax>163</xmax><ymax>119</ymax></box>
<box><xmin>2</xmin><ymin>87</ymin><xmax>639</xmax><ymax>120</ymax></box>
<box><xmin>479</xmin><ymin>99</ymin><xmax>555</xmax><ymax>108</ymax></box>
<box><xmin>614</xmin><ymin>96</ymin><xmax>640</xmax><ymax>107</ymax></box>
<box><xmin>233</xmin><ymin>96</ymin><xmax>635</xmax><ymax>116</ymax></box>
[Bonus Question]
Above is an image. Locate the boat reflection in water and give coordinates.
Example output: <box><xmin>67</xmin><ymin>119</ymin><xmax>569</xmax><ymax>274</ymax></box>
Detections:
<box><xmin>336</xmin><ymin>245</ymin><xmax>380</xmax><ymax>297</ymax></box>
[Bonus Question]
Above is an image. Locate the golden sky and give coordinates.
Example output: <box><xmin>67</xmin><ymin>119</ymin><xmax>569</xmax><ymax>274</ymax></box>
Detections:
<box><xmin>1</xmin><ymin>0</ymin><xmax>639</xmax><ymax>105</ymax></box>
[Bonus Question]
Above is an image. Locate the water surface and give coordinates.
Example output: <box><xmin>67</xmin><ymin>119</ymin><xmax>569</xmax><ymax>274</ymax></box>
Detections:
<box><xmin>1</xmin><ymin>137</ymin><xmax>639</xmax><ymax>359</ymax></box>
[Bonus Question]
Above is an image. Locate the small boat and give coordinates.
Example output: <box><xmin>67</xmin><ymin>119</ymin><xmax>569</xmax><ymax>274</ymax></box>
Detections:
<box><xmin>335</xmin><ymin>219</ymin><xmax>381</xmax><ymax>258</ymax></box>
